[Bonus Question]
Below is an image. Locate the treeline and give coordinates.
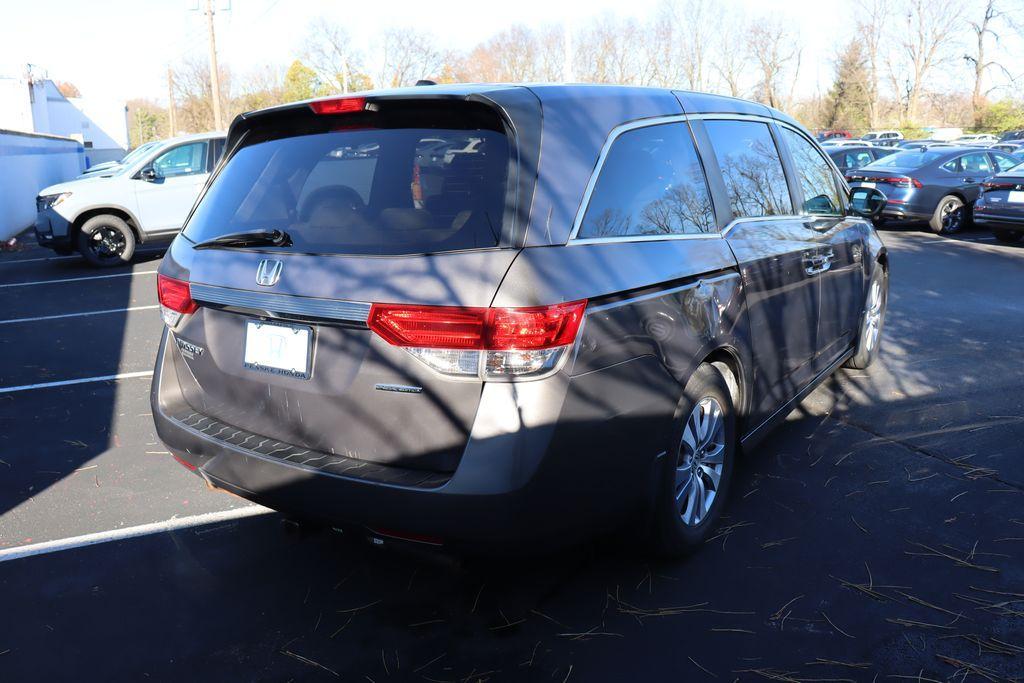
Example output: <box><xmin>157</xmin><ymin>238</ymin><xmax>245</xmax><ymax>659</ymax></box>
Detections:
<box><xmin>127</xmin><ymin>0</ymin><xmax>1024</xmax><ymax>147</ymax></box>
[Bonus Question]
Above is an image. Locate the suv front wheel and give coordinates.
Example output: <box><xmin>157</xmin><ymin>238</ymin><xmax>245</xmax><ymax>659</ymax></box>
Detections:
<box><xmin>77</xmin><ymin>214</ymin><xmax>136</xmax><ymax>267</ymax></box>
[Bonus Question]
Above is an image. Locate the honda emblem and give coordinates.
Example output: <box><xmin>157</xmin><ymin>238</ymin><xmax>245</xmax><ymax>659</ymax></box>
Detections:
<box><xmin>255</xmin><ymin>259</ymin><xmax>283</xmax><ymax>287</ymax></box>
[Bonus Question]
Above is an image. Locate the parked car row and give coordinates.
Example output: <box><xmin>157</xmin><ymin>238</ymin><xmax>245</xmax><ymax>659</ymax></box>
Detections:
<box><xmin>845</xmin><ymin>146</ymin><xmax>1021</xmax><ymax>234</ymax></box>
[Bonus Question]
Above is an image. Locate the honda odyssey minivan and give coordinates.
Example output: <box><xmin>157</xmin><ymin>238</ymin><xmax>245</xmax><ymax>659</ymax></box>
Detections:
<box><xmin>152</xmin><ymin>85</ymin><xmax>889</xmax><ymax>555</ymax></box>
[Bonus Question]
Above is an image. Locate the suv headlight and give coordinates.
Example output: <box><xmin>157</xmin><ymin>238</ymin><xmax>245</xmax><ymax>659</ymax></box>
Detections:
<box><xmin>37</xmin><ymin>192</ymin><xmax>71</xmax><ymax>211</ymax></box>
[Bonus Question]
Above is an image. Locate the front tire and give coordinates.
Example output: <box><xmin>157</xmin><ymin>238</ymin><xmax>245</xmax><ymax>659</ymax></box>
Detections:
<box><xmin>994</xmin><ymin>230</ymin><xmax>1023</xmax><ymax>244</ymax></box>
<box><xmin>649</xmin><ymin>363</ymin><xmax>737</xmax><ymax>558</ymax></box>
<box><xmin>77</xmin><ymin>214</ymin><xmax>136</xmax><ymax>267</ymax></box>
<box><xmin>929</xmin><ymin>195</ymin><xmax>965</xmax><ymax>235</ymax></box>
<box><xmin>845</xmin><ymin>264</ymin><xmax>888</xmax><ymax>370</ymax></box>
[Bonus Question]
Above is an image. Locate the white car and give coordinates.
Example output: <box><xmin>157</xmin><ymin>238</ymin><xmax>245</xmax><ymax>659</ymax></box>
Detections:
<box><xmin>860</xmin><ymin>130</ymin><xmax>904</xmax><ymax>147</ymax></box>
<box><xmin>35</xmin><ymin>132</ymin><xmax>225</xmax><ymax>266</ymax></box>
<box><xmin>77</xmin><ymin>140</ymin><xmax>162</xmax><ymax>178</ymax></box>
<box><xmin>955</xmin><ymin>133</ymin><xmax>999</xmax><ymax>145</ymax></box>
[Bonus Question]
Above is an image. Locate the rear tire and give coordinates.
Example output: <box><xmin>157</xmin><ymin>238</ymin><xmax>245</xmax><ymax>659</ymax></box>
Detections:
<box><xmin>845</xmin><ymin>264</ymin><xmax>888</xmax><ymax>370</ymax></box>
<box><xmin>649</xmin><ymin>363</ymin><xmax>737</xmax><ymax>558</ymax></box>
<box><xmin>77</xmin><ymin>214</ymin><xmax>136</xmax><ymax>267</ymax></box>
<box><xmin>929</xmin><ymin>195</ymin><xmax>965</xmax><ymax>235</ymax></box>
<box><xmin>994</xmin><ymin>230</ymin><xmax>1023</xmax><ymax>244</ymax></box>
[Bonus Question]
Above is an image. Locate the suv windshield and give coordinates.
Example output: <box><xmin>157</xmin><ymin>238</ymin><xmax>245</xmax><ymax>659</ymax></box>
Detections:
<box><xmin>183</xmin><ymin>105</ymin><xmax>510</xmax><ymax>256</ymax></box>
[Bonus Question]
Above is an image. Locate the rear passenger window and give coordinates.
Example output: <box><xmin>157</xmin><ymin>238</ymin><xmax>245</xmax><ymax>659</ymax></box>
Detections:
<box><xmin>781</xmin><ymin>128</ymin><xmax>842</xmax><ymax>215</ymax></box>
<box><xmin>993</xmin><ymin>154</ymin><xmax>1018</xmax><ymax>172</ymax></box>
<box><xmin>577</xmin><ymin>123</ymin><xmax>715</xmax><ymax>239</ymax></box>
<box><xmin>705</xmin><ymin>120</ymin><xmax>792</xmax><ymax>218</ymax></box>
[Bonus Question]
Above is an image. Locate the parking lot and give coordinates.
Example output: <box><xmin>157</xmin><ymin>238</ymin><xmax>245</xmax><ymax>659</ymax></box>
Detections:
<box><xmin>0</xmin><ymin>227</ymin><xmax>1022</xmax><ymax>680</ymax></box>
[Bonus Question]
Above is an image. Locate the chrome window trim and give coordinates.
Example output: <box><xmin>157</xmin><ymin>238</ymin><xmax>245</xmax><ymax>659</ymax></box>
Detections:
<box><xmin>566</xmin><ymin>112</ymin><xmax>855</xmax><ymax>246</ymax></box>
<box><xmin>567</xmin><ymin>114</ymin><xmax>716</xmax><ymax>244</ymax></box>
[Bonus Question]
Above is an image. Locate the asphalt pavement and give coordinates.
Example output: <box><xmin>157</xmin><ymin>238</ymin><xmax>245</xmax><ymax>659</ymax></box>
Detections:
<box><xmin>0</xmin><ymin>226</ymin><xmax>1021</xmax><ymax>681</ymax></box>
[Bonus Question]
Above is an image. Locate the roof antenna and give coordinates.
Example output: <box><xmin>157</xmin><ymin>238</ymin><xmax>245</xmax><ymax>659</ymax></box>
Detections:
<box><xmin>415</xmin><ymin>79</ymin><xmax>437</xmax><ymax>86</ymax></box>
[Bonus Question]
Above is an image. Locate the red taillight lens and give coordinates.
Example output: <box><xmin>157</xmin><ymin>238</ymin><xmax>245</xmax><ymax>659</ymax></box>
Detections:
<box><xmin>157</xmin><ymin>274</ymin><xmax>197</xmax><ymax>314</ymax></box>
<box><xmin>910</xmin><ymin>177</ymin><xmax>923</xmax><ymax>189</ymax></box>
<box><xmin>309</xmin><ymin>97</ymin><xmax>367</xmax><ymax>115</ymax></box>
<box><xmin>368</xmin><ymin>301</ymin><xmax>587</xmax><ymax>351</ymax></box>
<box><xmin>982</xmin><ymin>181</ymin><xmax>1014</xmax><ymax>190</ymax></box>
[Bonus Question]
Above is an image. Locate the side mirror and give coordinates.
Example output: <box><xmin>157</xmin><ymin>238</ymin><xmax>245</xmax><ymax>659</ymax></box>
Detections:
<box><xmin>849</xmin><ymin>186</ymin><xmax>887</xmax><ymax>219</ymax></box>
<box><xmin>140</xmin><ymin>167</ymin><xmax>158</xmax><ymax>182</ymax></box>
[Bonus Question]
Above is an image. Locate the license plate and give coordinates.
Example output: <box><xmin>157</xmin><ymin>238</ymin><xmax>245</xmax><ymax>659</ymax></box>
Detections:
<box><xmin>1008</xmin><ymin>191</ymin><xmax>1024</xmax><ymax>204</ymax></box>
<box><xmin>859</xmin><ymin>182</ymin><xmax>876</xmax><ymax>189</ymax></box>
<box><xmin>243</xmin><ymin>320</ymin><xmax>312</xmax><ymax>379</ymax></box>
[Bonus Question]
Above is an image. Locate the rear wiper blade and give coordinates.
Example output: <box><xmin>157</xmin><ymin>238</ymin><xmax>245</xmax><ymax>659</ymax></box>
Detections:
<box><xmin>192</xmin><ymin>229</ymin><xmax>292</xmax><ymax>250</ymax></box>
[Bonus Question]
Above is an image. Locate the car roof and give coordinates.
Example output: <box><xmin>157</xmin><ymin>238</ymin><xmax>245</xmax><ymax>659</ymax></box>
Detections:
<box><xmin>232</xmin><ymin>83</ymin><xmax>798</xmax><ymax>127</ymax></box>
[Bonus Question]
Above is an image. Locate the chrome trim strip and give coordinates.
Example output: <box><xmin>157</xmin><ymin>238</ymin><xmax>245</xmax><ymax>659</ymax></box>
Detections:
<box><xmin>586</xmin><ymin>272</ymin><xmax>740</xmax><ymax>314</ymax></box>
<box><xmin>190</xmin><ymin>283</ymin><xmax>371</xmax><ymax>323</ymax></box>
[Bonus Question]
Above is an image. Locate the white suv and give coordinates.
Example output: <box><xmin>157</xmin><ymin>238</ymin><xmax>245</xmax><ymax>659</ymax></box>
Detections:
<box><xmin>860</xmin><ymin>130</ymin><xmax>904</xmax><ymax>147</ymax></box>
<box><xmin>35</xmin><ymin>132</ymin><xmax>224</xmax><ymax>266</ymax></box>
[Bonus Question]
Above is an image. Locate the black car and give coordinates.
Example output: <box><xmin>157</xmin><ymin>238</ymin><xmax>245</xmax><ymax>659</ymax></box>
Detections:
<box><xmin>151</xmin><ymin>84</ymin><xmax>889</xmax><ymax>555</ymax></box>
<box><xmin>847</xmin><ymin>146</ymin><xmax>1021</xmax><ymax>234</ymax></box>
<box><xmin>974</xmin><ymin>164</ymin><xmax>1024</xmax><ymax>243</ymax></box>
<box><xmin>827</xmin><ymin>145</ymin><xmax>895</xmax><ymax>173</ymax></box>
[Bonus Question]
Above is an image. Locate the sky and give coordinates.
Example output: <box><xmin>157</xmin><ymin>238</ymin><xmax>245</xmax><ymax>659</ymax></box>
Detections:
<box><xmin>0</xmin><ymin>0</ymin><xmax>1016</xmax><ymax>105</ymax></box>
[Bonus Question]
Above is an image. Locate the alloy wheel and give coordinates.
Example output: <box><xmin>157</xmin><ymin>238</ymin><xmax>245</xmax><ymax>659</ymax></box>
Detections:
<box><xmin>675</xmin><ymin>397</ymin><xmax>726</xmax><ymax>526</ymax></box>
<box><xmin>940</xmin><ymin>200</ymin><xmax>962</xmax><ymax>232</ymax></box>
<box><xmin>90</xmin><ymin>226</ymin><xmax>126</xmax><ymax>259</ymax></box>
<box><xmin>863</xmin><ymin>274</ymin><xmax>884</xmax><ymax>355</ymax></box>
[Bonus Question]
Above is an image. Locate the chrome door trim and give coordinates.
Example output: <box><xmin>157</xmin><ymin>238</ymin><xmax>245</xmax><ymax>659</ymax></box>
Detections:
<box><xmin>586</xmin><ymin>272</ymin><xmax>740</xmax><ymax>314</ymax></box>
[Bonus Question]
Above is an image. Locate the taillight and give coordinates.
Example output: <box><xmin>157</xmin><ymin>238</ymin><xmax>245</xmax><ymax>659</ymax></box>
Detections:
<box><xmin>885</xmin><ymin>177</ymin><xmax>922</xmax><ymax>188</ymax></box>
<box><xmin>309</xmin><ymin>97</ymin><xmax>368</xmax><ymax>115</ymax></box>
<box><xmin>368</xmin><ymin>301</ymin><xmax>587</xmax><ymax>381</ymax></box>
<box><xmin>982</xmin><ymin>181</ymin><xmax>1015</xmax><ymax>191</ymax></box>
<box><xmin>157</xmin><ymin>274</ymin><xmax>197</xmax><ymax>327</ymax></box>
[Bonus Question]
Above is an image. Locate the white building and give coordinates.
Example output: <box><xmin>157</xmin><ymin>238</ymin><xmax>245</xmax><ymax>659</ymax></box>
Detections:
<box><xmin>0</xmin><ymin>74</ymin><xmax>128</xmax><ymax>166</ymax></box>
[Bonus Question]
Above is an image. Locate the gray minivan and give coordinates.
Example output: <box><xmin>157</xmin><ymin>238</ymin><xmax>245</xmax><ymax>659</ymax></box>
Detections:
<box><xmin>152</xmin><ymin>85</ymin><xmax>889</xmax><ymax>555</ymax></box>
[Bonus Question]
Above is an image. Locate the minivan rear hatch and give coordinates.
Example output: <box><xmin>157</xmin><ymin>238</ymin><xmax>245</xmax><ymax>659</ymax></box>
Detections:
<box><xmin>161</xmin><ymin>91</ymin><xmax>540</xmax><ymax>474</ymax></box>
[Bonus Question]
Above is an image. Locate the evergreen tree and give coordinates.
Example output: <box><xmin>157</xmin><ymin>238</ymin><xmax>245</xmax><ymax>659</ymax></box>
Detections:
<box><xmin>823</xmin><ymin>41</ymin><xmax>872</xmax><ymax>132</ymax></box>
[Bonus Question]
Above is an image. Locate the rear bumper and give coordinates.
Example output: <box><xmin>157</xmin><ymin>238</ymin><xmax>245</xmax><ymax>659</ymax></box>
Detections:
<box><xmin>973</xmin><ymin>213</ymin><xmax>1024</xmax><ymax>231</ymax></box>
<box><xmin>150</xmin><ymin>330</ymin><xmax>668</xmax><ymax>550</ymax></box>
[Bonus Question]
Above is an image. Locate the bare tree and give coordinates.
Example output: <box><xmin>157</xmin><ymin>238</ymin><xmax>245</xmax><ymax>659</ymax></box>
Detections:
<box><xmin>964</xmin><ymin>0</ymin><xmax>1009</xmax><ymax>127</ymax></box>
<box><xmin>894</xmin><ymin>0</ymin><xmax>964</xmax><ymax>123</ymax></box>
<box><xmin>711</xmin><ymin>12</ymin><xmax>750</xmax><ymax>97</ymax></box>
<box><xmin>747</xmin><ymin>18</ymin><xmax>800</xmax><ymax>108</ymax></box>
<box><xmin>856</xmin><ymin>0</ymin><xmax>889</xmax><ymax>127</ymax></box>
<box><xmin>377</xmin><ymin>28</ymin><xmax>446</xmax><ymax>88</ymax></box>
<box><xmin>663</xmin><ymin>0</ymin><xmax>714</xmax><ymax>90</ymax></box>
<box><xmin>304</xmin><ymin>18</ymin><xmax>364</xmax><ymax>93</ymax></box>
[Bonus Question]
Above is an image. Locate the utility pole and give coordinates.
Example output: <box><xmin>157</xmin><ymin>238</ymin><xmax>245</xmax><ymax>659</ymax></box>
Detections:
<box><xmin>204</xmin><ymin>0</ymin><xmax>224</xmax><ymax>130</ymax></box>
<box><xmin>167</xmin><ymin>67</ymin><xmax>177</xmax><ymax>137</ymax></box>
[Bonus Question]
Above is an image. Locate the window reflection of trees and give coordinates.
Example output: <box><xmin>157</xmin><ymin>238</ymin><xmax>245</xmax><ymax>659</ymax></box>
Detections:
<box><xmin>580</xmin><ymin>125</ymin><xmax>715</xmax><ymax>239</ymax></box>
<box><xmin>782</xmin><ymin>129</ymin><xmax>841</xmax><ymax>215</ymax></box>
<box><xmin>716</xmin><ymin>137</ymin><xmax>792</xmax><ymax>218</ymax></box>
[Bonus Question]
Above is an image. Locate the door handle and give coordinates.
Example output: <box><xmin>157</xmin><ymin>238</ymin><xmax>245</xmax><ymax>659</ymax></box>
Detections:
<box><xmin>803</xmin><ymin>251</ymin><xmax>834</xmax><ymax>276</ymax></box>
<box><xmin>963</xmin><ymin>177</ymin><xmax>977</xmax><ymax>183</ymax></box>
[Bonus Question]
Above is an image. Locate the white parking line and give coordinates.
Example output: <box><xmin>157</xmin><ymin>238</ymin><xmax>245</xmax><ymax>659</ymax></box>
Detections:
<box><xmin>0</xmin><ymin>247</ymin><xmax>167</xmax><ymax>266</ymax></box>
<box><xmin>0</xmin><ymin>305</ymin><xmax>159</xmax><ymax>326</ymax></box>
<box><xmin>0</xmin><ymin>370</ymin><xmax>154</xmax><ymax>394</ymax></box>
<box><xmin>0</xmin><ymin>270</ymin><xmax>158</xmax><ymax>288</ymax></box>
<box><xmin>0</xmin><ymin>506</ymin><xmax>272</xmax><ymax>563</ymax></box>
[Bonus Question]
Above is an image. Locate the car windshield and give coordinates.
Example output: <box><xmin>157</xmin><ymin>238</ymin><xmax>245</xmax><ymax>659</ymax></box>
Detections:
<box><xmin>183</xmin><ymin>107</ymin><xmax>511</xmax><ymax>256</ymax></box>
<box><xmin>863</xmin><ymin>151</ymin><xmax>943</xmax><ymax>170</ymax></box>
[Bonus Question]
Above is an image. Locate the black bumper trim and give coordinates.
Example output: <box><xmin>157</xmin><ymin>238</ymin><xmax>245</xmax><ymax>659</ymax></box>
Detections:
<box><xmin>170</xmin><ymin>409</ymin><xmax>451</xmax><ymax>489</ymax></box>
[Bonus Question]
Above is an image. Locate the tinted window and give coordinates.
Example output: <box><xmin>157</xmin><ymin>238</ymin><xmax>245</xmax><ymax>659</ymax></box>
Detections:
<box><xmin>959</xmin><ymin>153</ymin><xmax>992</xmax><ymax>174</ymax></box>
<box><xmin>781</xmin><ymin>128</ymin><xmax>841</xmax><ymax>215</ymax></box>
<box><xmin>152</xmin><ymin>141</ymin><xmax>208</xmax><ymax>178</ymax></box>
<box><xmin>846</xmin><ymin>151</ymin><xmax>873</xmax><ymax>169</ymax></box>
<box><xmin>577</xmin><ymin>123</ymin><xmax>715</xmax><ymax>238</ymax></box>
<box><xmin>993</xmin><ymin>153</ymin><xmax>1018</xmax><ymax>172</ymax></box>
<box><xmin>183</xmin><ymin>108</ymin><xmax>510</xmax><ymax>256</ymax></box>
<box><xmin>868</xmin><ymin>151</ymin><xmax>943</xmax><ymax>169</ymax></box>
<box><xmin>705</xmin><ymin>120</ymin><xmax>792</xmax><ymax>217</ymax></box>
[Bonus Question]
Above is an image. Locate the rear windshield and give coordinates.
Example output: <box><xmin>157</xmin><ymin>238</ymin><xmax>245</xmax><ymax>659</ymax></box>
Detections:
<box><xmin>183</xmin><ymin>103</ymin><xmax>511</xmax><ymax>255</ymax></box>
<box><xmin>865</xmin><ymin>151</ymin><xmax>942</xmax><ymax>170</ymax></box>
